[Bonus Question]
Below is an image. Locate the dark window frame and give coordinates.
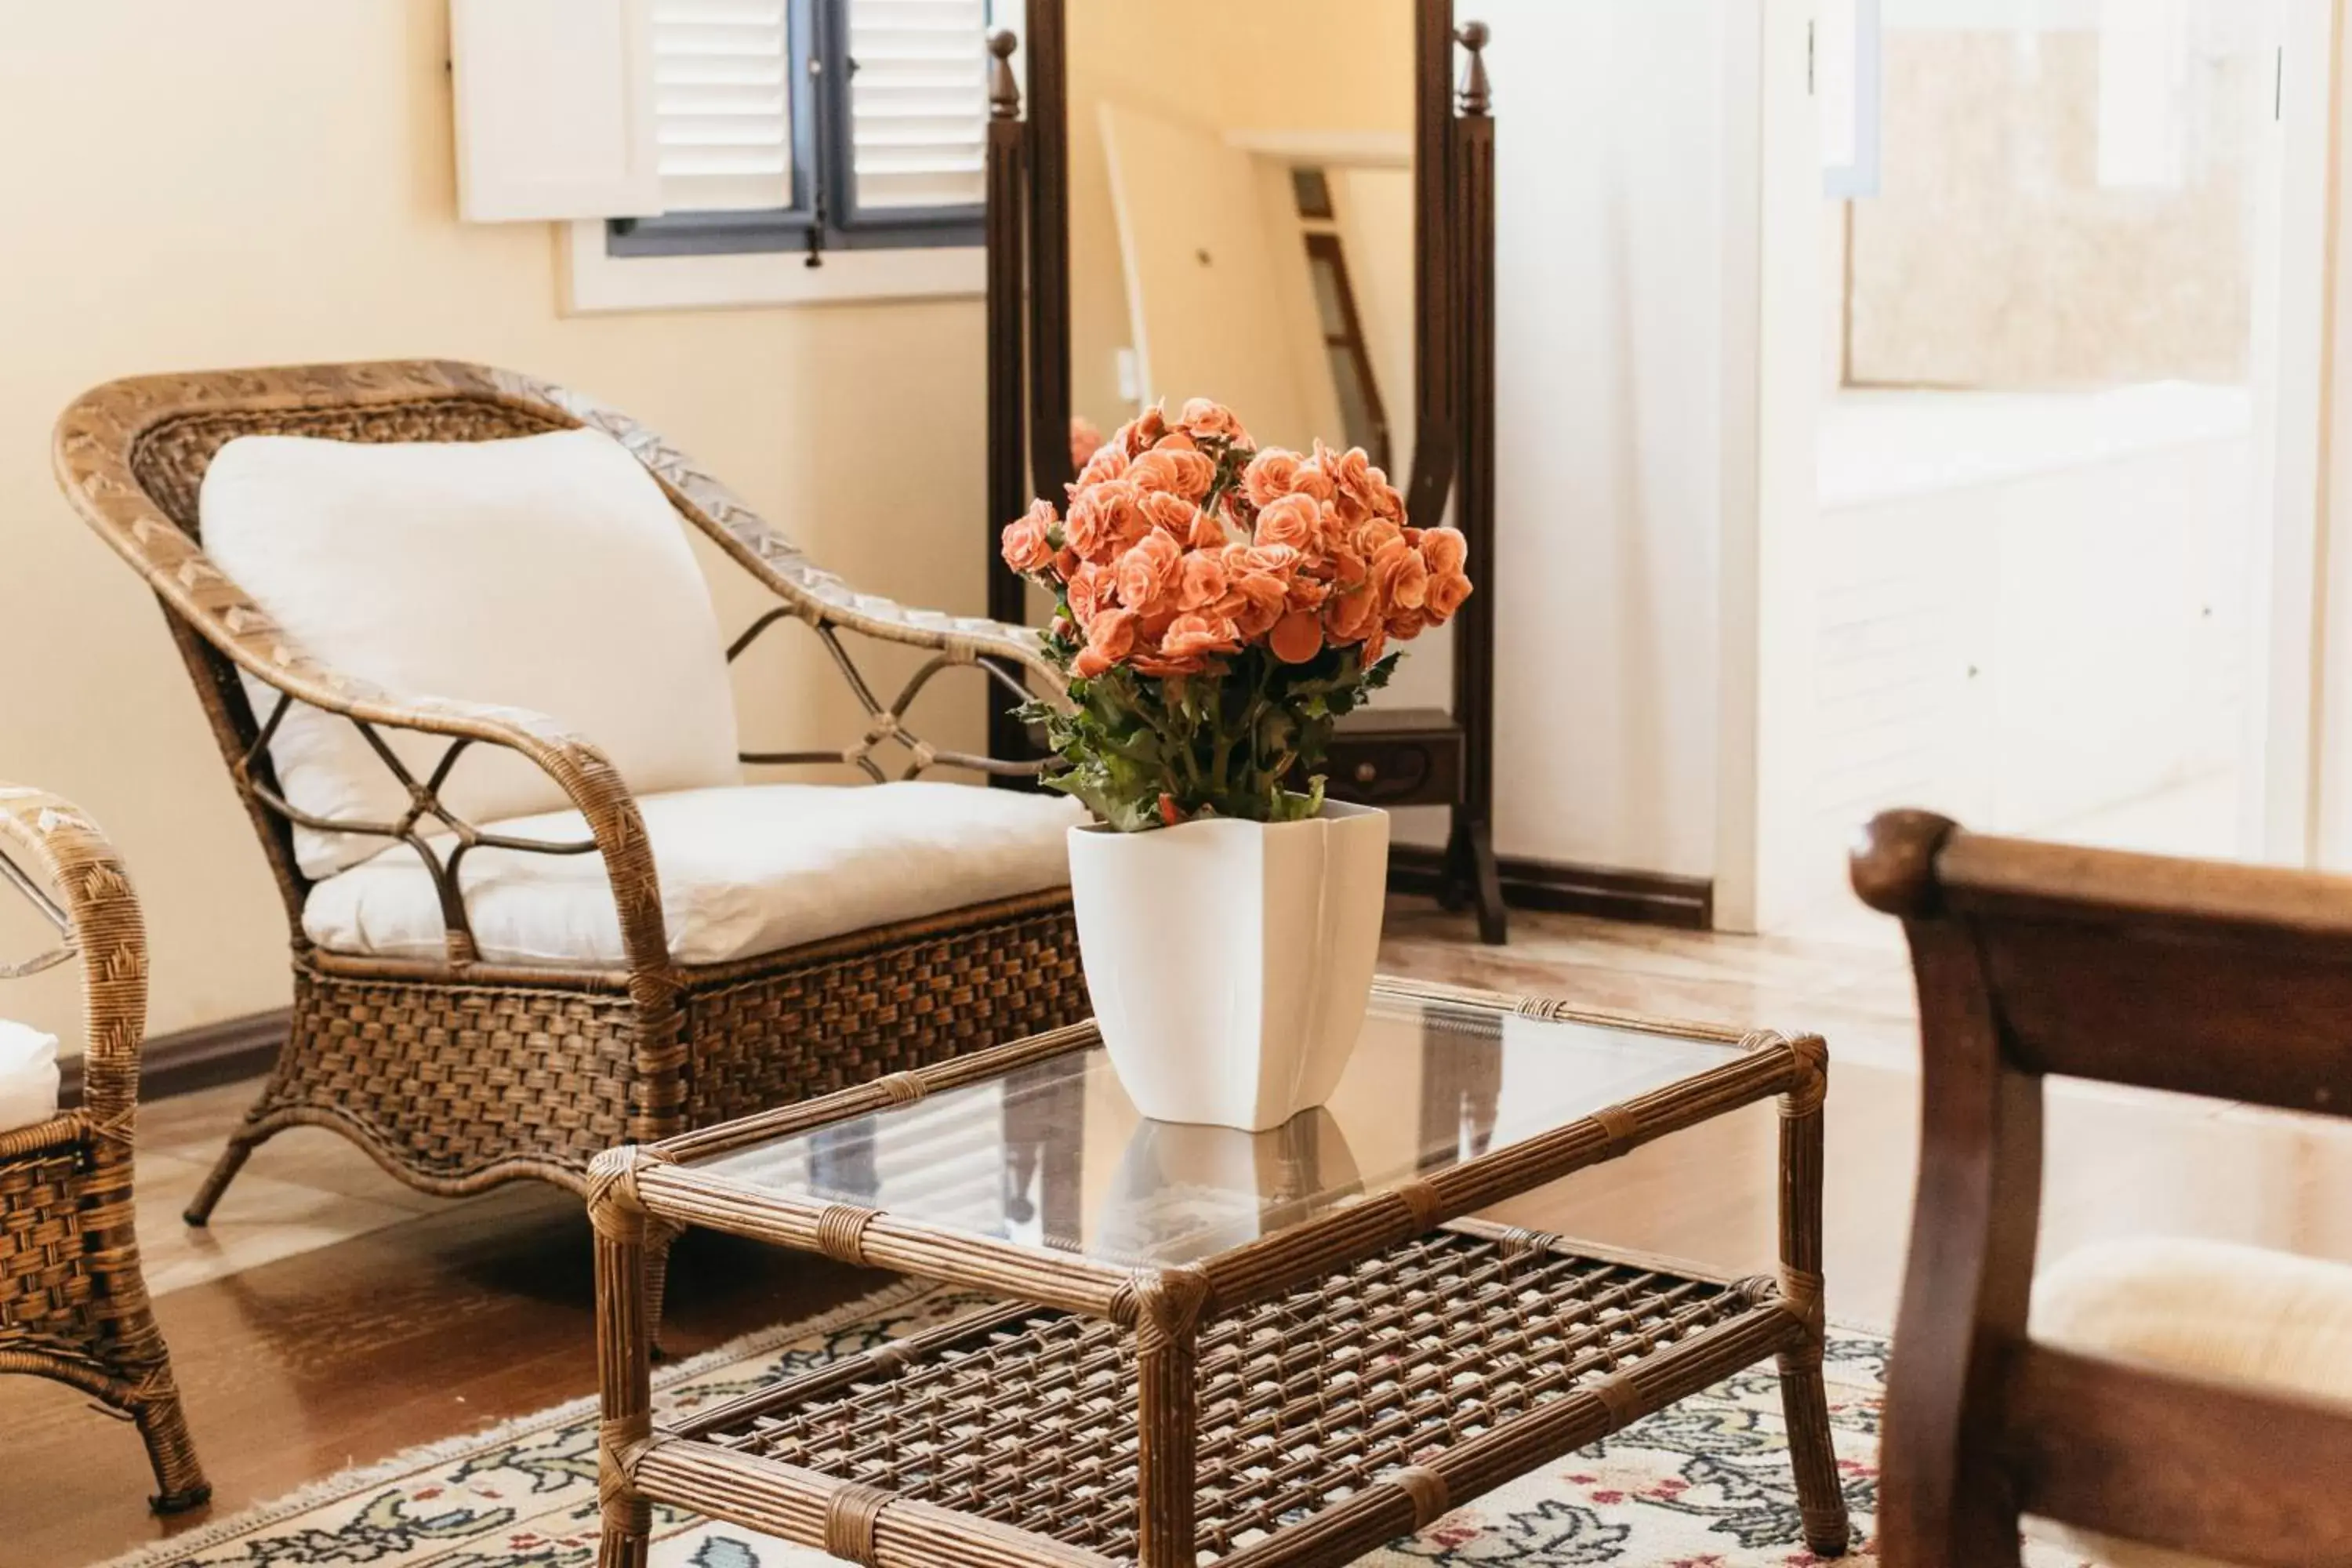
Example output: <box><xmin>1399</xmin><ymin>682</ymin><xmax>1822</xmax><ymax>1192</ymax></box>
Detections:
<box><xmin>608</xmin><ymin>0</ymin><xmax>985</xmax><ymax>262</ymax></box>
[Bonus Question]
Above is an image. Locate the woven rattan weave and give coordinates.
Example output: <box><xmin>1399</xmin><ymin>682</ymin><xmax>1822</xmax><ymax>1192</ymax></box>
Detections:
<box><xmin>0</xmin><ymin>786</ymin><xmax>209</xmax><ymax>1513</ymax></box>
<box><xmin>590</xmin><ymin>981</ymin><xmax>1852</xmax><ymax>1567</ymax></box>
<box><xmin>52</xmin><ymin>361</ymin><xmax>1088</xmax><ymax>1318</ymax></box>
<box><xmin>698</xmin><ymin>1232</ymin><xmax>1771</xmax><ymax>1562</ymax></box>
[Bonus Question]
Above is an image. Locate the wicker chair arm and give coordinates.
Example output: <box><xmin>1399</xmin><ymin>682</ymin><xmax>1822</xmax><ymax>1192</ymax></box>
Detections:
<box><xmin>514</xmin><ymin>371</ymin><xmax>1073</xmax><ymax>710</ymax></box>
<box><xmin>52</xmin><ymin>412</ymin><xmax>673</xmax><ymax>977</ymax></box>
<box><xmin>0</xmin><ymin>786</ymin><xmax>147</xmax><ymax>1131</ymax></box>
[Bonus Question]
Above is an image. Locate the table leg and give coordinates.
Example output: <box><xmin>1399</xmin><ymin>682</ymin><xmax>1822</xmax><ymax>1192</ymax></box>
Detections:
<box><xmin>1134</xmin><ymin>1269</ymin><xmax>1206</xmax><ymax>1568</ymax></box>
<box><xmin>590</xmin><ymin>1152</ymin><xmax>658</xmax><ymax>1568</ymax></box>
<box><xmin>1777</xmin><ymin>1040</ymin><xmax>1852</xmax><ymax>1557</ymax></box>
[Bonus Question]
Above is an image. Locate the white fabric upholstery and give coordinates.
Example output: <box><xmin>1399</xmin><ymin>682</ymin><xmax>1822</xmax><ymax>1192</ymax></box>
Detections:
<box><xmin>0</xmin><ymin>1019</ymin><xmax>61</xmax><ymax>1134</ymax></box>
<box><xmin>301</xmin><ymin>782</ymin><xmax>1082</xmax><ymax>967</ymax></box>
<box><xmin>2025</xmin><ymin>1238</ymin><xmax>2352</xmax><ymax>1568</ymax></box>
<box><xmin>199</xmin><ymin>430</ymin><xmax>742</xmax><ymax>879</ymax></box>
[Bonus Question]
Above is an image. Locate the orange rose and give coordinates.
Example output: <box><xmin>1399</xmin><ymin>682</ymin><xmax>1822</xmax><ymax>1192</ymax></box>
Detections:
<box><xmin>1117</xmin><ymin>405</ymin><xmax>1168</xmax><ymax>459</ymax></box>
<box><xmin>1359</xmin><ymin>626</ymin><xmax>1388</xmax><ymax>666</ymax></box>
<box><xmin>1179</xmin><ymin>550</ymin><xmax>1229</xmax><ymax>612</ymax></box>
<box><xmin>1152</xmin><ymin>431</ymin><xmax>1200</xmax><ymax>453</ymax></box>
<box><xmin>1137</xmin><ymin>489</ymin><xmax>1194</xmax><ymax>536</ymax></box>
<box><xmin>1283</xmin><ymin>572</ymin><xmax>1330</xmax><ymax>613</ymax></box>
<box><xmin>1072</xmin><ymin>606</ymin><xmax>1139</xmax><ymax>679</ymax></box>
<box><xmin>1065</xmin><ymin>479</ymin><xmax>1149</xmax><ymax>563</ymax></box>
<box><xmin>1130</xmin><ymin>651</ymin><xmax>1206</xmax><ymax>678</ymax></box>
<box><xmin>1073</xmin><ymin>441</ymin><xmax>1129</xmax><ymax>491</ymax></box>
<box><xmin>1385</xmin><ymin>605</ymin><xmax>1431</xmax><ymax>644</ymax></box>
<box><xmin>1128</xmin><ymin>447</ymin><xmax>1214</xmax><ymax>500</ymax></box>
<box><xmin>1320</xmin><ymin>443</ymin><xmax>1375</xmax><ymax>524</ymax></box>
<box><xmin>1221</xmin><ymin>571</ymin><xmax>1290</xmax><ymax>639</ymax></box>
<box><xmin>1320</xmin><ymin>544</ymin><xmax>1368</xmax><ymax>591</ymax></box>
<box><xmin>1254</xmin><ymin>492</ymin><xmax>1327</xmax><ymax>554</ymax></box>
<box><xmin>1243</xmin><ymin>448</ymin><xmax>1306</xmax><ymax>509</ymax></box>
<box><xmin>1221</xmin><ymin>542</ymin><xmax>1301</xmax><ymax>579</ymax></box>
<box><xmin>1000</xmin><ymin>498</ymin><xmax>1058</xmax><ymax>575</ymax></box>
<box><xmin>1426</xmin><ymin>568</ymin><xmax>1473</xmax><ymax>620</ymax></box>
<box><xmin>1269</xmin><ymin>608</ymin><xmax>1324</xmax><ymax>664</ymax></box>
<box><xmin>1113</xmin><ymin>530</ymin><xmax>1185</xmax><ymax>619</ymax></box>
<box><xmin>1368</xmin><ymin>536</ymin><xmax>1428</xmax><ymax>612</ymax></box>
<box><xmin>1421</xmin><ymin>527</ymin><xmax>1473</xmax><ymax>621</ymax></box>
<box><xmin>1418</xmin><ymin>526</ymin><xmax>1468</xmax><ymax>577</ymax></box>
<box><xmin>1160</xmin><ymin>612</ymin><xmax>1242</xmax><ymax>662</ymax></box>
<box><xmin>1185</xmin><ymin>505</ymin><xmax>1229</xmax><ymax>550</ymax></box>
<box><xmin>1322</xmin><ymin>583</ymin><xmax>1381</xmax><ymax>644</ymax></box>
<box><xmin>1066</xmin><ymin>561</ymin><xmax>1108</xmax><ymax>622</ymax></box>
<box><xmin>1178</xmin><ymin>397</ymin><xmax>1252</xmax><ymax>446</ymax></box>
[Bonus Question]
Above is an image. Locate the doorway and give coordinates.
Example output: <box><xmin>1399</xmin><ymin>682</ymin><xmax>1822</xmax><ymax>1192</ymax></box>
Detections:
<box><xmin>1723</xmin><ymin>0</ymin><xmax>2336</xmax><ymax>940</ymax></box>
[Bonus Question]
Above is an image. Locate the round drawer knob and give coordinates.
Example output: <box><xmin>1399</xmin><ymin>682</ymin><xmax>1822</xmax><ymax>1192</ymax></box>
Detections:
<box><xmin>1354</xmin><ymin>760</ymin><xmax>1379</xmax><ymax>784</ymax></box>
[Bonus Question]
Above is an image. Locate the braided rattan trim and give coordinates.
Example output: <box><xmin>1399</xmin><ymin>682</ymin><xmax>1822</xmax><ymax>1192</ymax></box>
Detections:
<box><xmin>824</xmin><ymin>1482</ymin><xmax>897</xmax><ymax>1565</ymax></box>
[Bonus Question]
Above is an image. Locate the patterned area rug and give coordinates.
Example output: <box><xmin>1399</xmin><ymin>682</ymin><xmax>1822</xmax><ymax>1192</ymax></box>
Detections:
<box><xmin>100</xmin><ymin>1281</ymin><xmax>1940</xmax><ymax>1568</ymax></box>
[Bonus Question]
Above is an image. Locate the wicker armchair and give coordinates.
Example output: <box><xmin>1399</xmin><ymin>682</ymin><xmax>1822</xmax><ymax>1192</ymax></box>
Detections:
<box><xmin>53</xmin><ymin>361</ymin><xmax>1087</xmax><ymax>1313</ymax></box>
<box><xmin>0</xmin><ymin>786</ymin><xmax>209</xmax><ymax>1512</ymax></box>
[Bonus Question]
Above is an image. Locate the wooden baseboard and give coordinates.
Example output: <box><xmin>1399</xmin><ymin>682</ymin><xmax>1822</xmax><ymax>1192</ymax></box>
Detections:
<box><xmin>1389</xmin><ymin>846</ymin><xmax>1713</xmax><ymax>931</ymax></box>
<box><xmin>59</xmin><ymin>1008</ymin><xmax>286</xmax><ymax>1108</ymax></box>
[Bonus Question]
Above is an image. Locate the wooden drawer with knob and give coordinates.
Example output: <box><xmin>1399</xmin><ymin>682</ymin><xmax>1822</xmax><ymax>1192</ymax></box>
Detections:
<box><xmin>1316</xmin><ymin>707</ymin><xmax>1465</xmax><ymax>809</ymax></box>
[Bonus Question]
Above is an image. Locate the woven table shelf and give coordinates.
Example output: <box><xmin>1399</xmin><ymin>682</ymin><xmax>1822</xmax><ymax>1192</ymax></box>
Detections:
<box><xmin>594</xmin><ymin>982</ymin><xmax>1849</xmax><ymax>1568</ymax></box>
<box><xmin>654</xmin><ymin>1229</ymin><xmax>1795</xmax><ymax>1566</ymax></box>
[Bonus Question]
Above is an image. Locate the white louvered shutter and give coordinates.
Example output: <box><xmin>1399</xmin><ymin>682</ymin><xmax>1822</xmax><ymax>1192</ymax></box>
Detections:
<box><xmin>651</xmin><ymin>0</ymin><xmax>795</xmax><ymax>212</ymax></box>
<box><xmin>846</xmin><ymin>0</ymin><xmax>989</xmax><ymax>211</ymax></box>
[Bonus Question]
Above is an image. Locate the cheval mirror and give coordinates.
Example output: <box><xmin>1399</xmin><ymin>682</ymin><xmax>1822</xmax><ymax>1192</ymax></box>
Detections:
<box><xmin>982</xmin><ymin>0</ymin><xmax>1504</xmax><ymax>943</ymax></box>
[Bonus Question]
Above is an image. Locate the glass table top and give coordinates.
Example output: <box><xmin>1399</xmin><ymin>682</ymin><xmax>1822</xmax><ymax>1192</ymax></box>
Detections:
<box><xmin>691</xmin><ymin>987</ymin><xmax>1745</xmax><ymax>1269</ymax></box>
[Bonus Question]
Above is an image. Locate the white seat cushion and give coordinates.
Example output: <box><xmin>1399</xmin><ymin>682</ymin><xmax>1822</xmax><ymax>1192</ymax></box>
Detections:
<box><xmin>2027</xmin><ymin>1237</ymin><xmax>2352</xmax><ymax>1568</ymax></box>
<box><xmin>301</xmin><ymin>782</ymin><xmax>1083</xmax><ymax>967</ymax></box>
<box><xmin>200</xmin><ymin>429</ymin><xmax>742</xmax><ymax>879</ymax></box>
<box><xmin>0</xmin><ymin>1020</ymin><xmax>61</xmax><ymax>1134</ymax></box>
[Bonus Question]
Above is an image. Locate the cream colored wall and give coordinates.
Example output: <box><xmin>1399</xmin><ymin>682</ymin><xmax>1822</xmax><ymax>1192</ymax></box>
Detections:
<box><xmin>0</xmin><ymin>1</ymin><xmax>991</xmax><ymax>1054</ymax></box>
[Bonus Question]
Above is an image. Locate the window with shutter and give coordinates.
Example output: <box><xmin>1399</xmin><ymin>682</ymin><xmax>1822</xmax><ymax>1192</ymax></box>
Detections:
<box><xmin>611</xmin><ymin>0</ymin><xmax>996</xmax><ymax>260</ymax></box>
<box><xmin>840</xmin><ymin>0</ymin><xmax>989</xmax><ymax>213</ymax></box>
<box><xmin>651</xmin><ymin>0</ymin><xmax>797</xmax><ymax>214</ymax></box>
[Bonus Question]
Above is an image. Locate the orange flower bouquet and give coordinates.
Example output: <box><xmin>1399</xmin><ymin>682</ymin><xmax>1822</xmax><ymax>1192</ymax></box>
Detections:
<box><xmin>1003</xmin><ymin>398</ymin><xmax>1473</xmax><ymax>832</ymax></box>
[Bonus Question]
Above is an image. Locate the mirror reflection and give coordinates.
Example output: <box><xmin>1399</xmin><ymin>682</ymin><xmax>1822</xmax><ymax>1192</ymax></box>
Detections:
<box><xmin>1065</xmin><ymin>0</ymin><xmax>1417</xmax><ymax>476</ymax></box>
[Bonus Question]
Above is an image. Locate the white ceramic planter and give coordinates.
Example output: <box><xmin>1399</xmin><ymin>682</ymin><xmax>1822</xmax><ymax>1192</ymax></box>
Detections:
<box><xmin>1066</xmin><ymin>800</ymin><xmax>1389</xmax><ymax>1131</ymax></box>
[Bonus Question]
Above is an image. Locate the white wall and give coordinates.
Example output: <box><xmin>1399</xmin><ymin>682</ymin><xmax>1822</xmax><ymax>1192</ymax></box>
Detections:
<box><xmin>1483</xmin><ymin>0</ymin><xmax>1730</xmax><ymax>879</ymax></box>
<box><xmin>0</xmin><ymin>1</ymin><xmax>992</xmax><ymax>1052</ymax></box>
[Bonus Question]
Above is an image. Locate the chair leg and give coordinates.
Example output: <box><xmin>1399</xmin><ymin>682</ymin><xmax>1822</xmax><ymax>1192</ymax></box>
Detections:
<box><xmin>184</xmin><ymin>1091</ymin><xmax>285</xmax><ymax>1225</ymax></box>
<box><xmin>1778</xmin><ymin>1340</ymin><xmax>1851</xmax><ymax>1556</ymax></box>
<box><xmin>133</xmin><ymin>1383</ymin><xmax>212</xmax><ymax>1515</ymax></box>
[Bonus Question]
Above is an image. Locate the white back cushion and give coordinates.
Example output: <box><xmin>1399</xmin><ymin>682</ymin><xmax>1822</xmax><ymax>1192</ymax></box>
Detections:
<box><xmin>201</xmin><ymin>430</ymin><xmax>742</xmax><ymax>877</ymax></box>
<box><xmin>0</xmin><ymin>1019</ymin><xmax>60</xmax><ymax>1134</ymax></box>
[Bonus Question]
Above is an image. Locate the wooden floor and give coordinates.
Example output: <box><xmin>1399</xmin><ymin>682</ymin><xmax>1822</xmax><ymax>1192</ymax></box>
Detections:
<box><xmin>12</xmin><ymin>901</ymin><xmax>2352</xmax><ymax>1566</ymax></box>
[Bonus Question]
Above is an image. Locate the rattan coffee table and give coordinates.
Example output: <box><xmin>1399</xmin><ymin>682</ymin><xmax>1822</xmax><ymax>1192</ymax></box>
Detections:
<box><xmin>588</xmin><ymin>978</ymin><xmax>1849</xmax><ymax>1568</ymax></box>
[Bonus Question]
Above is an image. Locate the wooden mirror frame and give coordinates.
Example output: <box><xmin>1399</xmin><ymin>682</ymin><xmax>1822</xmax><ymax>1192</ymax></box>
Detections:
<box><xmin>985</xmin><ymin>4</ymin><xmax>1507</xmax><ymax>943</ymax></box>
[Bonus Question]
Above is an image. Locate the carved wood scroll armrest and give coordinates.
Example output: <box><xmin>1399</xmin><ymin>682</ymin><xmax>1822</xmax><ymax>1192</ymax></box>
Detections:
<box><xmin>0</xmin><ymin>786</ymin><xmax>147</xmax><ymax>1132</ymax></box>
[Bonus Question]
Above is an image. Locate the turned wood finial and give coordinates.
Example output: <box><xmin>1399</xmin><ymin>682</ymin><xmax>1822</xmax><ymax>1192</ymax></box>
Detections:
<box><xmin>1457</xmin><ymin>20</ymin><xmax>1492</xmax><ymax>116</ymax></box>
<box><xmin>988</xmin><ymin>28</ymin><xmax>1022</xmax><ymax>119</ymax></box>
